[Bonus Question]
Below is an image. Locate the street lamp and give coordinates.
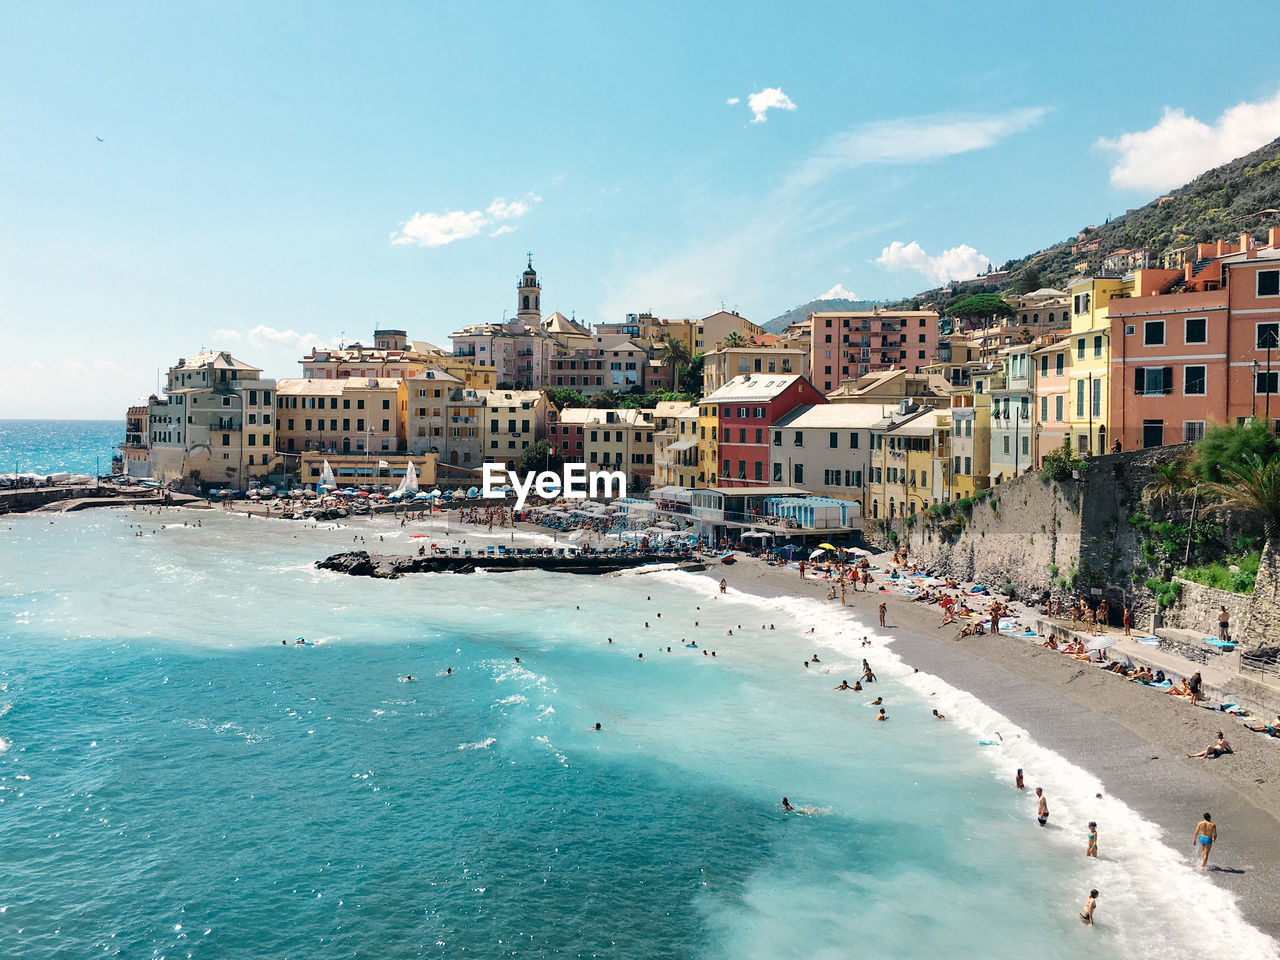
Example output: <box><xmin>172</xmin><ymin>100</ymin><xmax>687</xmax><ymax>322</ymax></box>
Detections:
<box><xmin>1252</xmin><ymin>360</ymin><xmax>1259</xmax><ymax>420</ymax></box>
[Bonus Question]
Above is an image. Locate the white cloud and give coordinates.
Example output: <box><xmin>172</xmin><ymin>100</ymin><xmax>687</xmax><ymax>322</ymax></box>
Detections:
<box><xmin>874</xmin><ymin>240</ymin><xmax>989</xmax><ymax>284</ymax></box>
<box><xmin>726</xmin><ymin>97</ymin><xmax>740</xmax><ymax>106</ymax></box>
<box><xmin>390</xmin><ymin>193</ymin><xmax>540</xmax><ymax>247</ymax></box>
<box><xmin>747</xmin><ymin>87</ymin><xmax>796</xmax><ymax>123</ymax></box>
<box><xmin>489</xmin><ymin>225</ymin><xmax>517</xmax><ymax>238</ymax></box>
<box><xmin>1096</xmin><ymin>89</ymin><xmax>1280</xmax><ymax>192</ymax></box>
<box><xmin>211</xmin><ymin>328</ymin><xmax>242</xmax><ymax>341</ymax></box>
<box><xmin>817</xmin><ymin>283</ymin><xmax>858</xmax><ymax>300</ymax></box>
<box><xmin>787</xmin><ymin>107</ymin><xmax>1046</xmax><ymax>190</ymax></box>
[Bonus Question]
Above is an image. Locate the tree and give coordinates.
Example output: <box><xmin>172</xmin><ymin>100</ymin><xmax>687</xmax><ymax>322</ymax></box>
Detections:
<box><xmin>659</xmin><ymin>337</ymin><xmax>690</xmax><ymax>379</ymax></box>
<box><xmin>723</xmin><ymin>331</ymin><xmax>748</xmax><ymax>348</ymax></box>
<box><xmin>519</xmin><ymin>439</ymin><xmax>562</xmax><ymax>475</ymax></box>
<box><xmin>678</xmin><ymin>353</ymin><xmax>705</xmax><ymax>397</ymax></box>
<box><xmin>1192</xmin><ymin>419</ymin><xmax>1280</xmax><ymax>483</ymax></box>
<box><xmin>1012</xmin><ymin>266</ymin><xmax>1043</xmax><ymax>295</ymax></box>
<box><xmin>947</xmin><ymin>293</ymin><xmax>1015</xmax><ymax>322</ymax></box>
<box><xmin>1143</xmin><ymin>456</ymin><xmax>1195</xmax><ymax>506</ymax></box>
<box><xmin>1200</xmin><ymin>453</ymin><xmax>1280</xmax><ymax>650</ymax></box>
<box><xmin>589</xmin><ymin>390</ymin><xmax>619</xmax><ymax>408</ymax></box>
<box><xmin>546</xmin><ymin>388</ymin><xmax>588</xmax><ymax>410</ymax></box>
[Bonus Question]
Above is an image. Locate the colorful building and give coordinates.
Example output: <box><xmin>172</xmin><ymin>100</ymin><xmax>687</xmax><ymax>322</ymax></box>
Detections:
<box><xmin>810</xmin><ymin>309</ymin><xmax>940</xmax><ymax>394</ymax></box>
<box><xmin>701</xmin><ymin>374</ymin><xmax>826</xmax><ymax>487</ymax></box>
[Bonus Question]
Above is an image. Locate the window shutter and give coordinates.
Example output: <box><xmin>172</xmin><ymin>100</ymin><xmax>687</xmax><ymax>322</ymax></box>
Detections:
<box><xmin>1163</xmin><ymin>367</ymin><xmax>1173</xmax><ymax>395</ymax></box>
<box><xmin>1134</xmin><ymin>368</ymin><xmax>1145</xmax><ymax>394</ymax></box>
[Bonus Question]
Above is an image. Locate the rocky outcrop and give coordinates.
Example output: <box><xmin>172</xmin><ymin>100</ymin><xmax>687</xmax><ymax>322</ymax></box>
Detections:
<box><xmin>316</xmin><ymin>550</ymin><xmax>704</xmax><ymax>579</ymax></box>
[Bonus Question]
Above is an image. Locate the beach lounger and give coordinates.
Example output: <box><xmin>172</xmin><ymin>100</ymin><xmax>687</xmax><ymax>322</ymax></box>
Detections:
<box><xmin>1204</xmin><ymin>637</ymin><xmax>1237</xmax><ymax>650</ymax></box>
<box><xmin>1134</xmin><ymin>637</ymin><xmax>1161</xmax><ymax>646</ymax></box>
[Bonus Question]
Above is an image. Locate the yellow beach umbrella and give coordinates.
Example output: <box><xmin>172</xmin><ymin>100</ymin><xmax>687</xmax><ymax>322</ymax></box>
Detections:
<box><xmin>817</xmin><ymin>542</ymin><xmax>837</xmax><ymax>551</ymax></box>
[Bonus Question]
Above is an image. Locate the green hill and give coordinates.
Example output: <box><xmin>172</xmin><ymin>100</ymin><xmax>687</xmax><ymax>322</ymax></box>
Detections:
<box><xmin>894</xmin><ymin>137</ymin><xmax>1280</xmax><ymax>310</ymax></box>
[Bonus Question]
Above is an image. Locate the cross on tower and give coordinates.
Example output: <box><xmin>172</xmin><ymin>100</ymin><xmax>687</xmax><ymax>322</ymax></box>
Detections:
<box><xmin>526</xmin><ymin>252</ymin><xmax>533</xmax><ymax>268</ymax></box>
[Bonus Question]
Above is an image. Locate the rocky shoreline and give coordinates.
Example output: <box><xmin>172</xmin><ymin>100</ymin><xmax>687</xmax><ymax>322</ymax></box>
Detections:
<box><xmin>316</xmin><ymin>549</ymin><xmax>706</xmax><ymax>579</ymax></box>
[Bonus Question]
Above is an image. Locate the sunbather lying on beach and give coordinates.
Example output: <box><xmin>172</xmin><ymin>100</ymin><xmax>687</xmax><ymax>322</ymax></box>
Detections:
<box><xmin>1245</xmin><ymin>715</ymin><xmax>1280</xmax><ymax>737</ymax></box>
<box><xmin>1188</xmin><ymin>733</ymin><xmax>1233</xmax><ymax>759</ymax></box>
<box><xmin>956</xmin><ymin>622</ymin><xmax>986</xmax><ymax>638</ymax></box>
<box><xmin>1040</xmin><ymin>637</ymin><xmax>1059</xmax><ymax>649</ymax></box>
<box><xmin>1168</xmin><ymin>679</ymin><xmax>1193</xmax><ymax>698</ymax></box>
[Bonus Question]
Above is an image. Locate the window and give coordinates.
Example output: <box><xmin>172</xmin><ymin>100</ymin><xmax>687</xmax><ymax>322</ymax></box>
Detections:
<box><xmin>1258</xmin><ymin>323</ymin><xmax>1280</xmax><ymax>350</ymax></box>
<box><xmin>964</xmin><ymin>456</ymin><xmax>971</xmax><ymax>475</ymax></box>
<box><xmin>1022</xmin><ymin>436</ymin><xmax>1030</xmax><ymax>456</ymax></box>
<box><xmin>1184</xmin><ymin>365</ymin><xmax>1206</xmax><ymax>395</ymax></box>
<box><xmin>793</xmin><ymin>463</ymin><xmax>803</xmax><ymax>484</ymax></box>
<box><xmin>1092</xmin><ymin>378</ymin><xmax>1102</xmax><ymax>417</ymax></box>
<box><xmin>1142</xmin><ymin>420</ymin><xmax>1164</xmax><ymax>449</ymax></box>
<box><xmin>953</xmin><ymin>455</ymin><xmax>961</xmax><ymax>474</ymax></box>
<box><xmin>773</xmin><ymin>431</ymin><xmax>781</xmax><ymax>446</ymax></box>
<box><xmin>829</xmin><ymin>432</ymin><xmax>838</xmax><ymax>448</ymax></box>
<box><xmin>1257</xmin><ymin>371</ymin><xmax>1280</xmax><ymax>395</ymax></box>
<box><xmin>773</xmin><ymin>462</ymin><xmax>782</xmax><ymax>482</ymax></box>
<box><xmin>1185</xmin><ymin>317</ymin><xmax>1207</xmax><ymax>344</ymax></box>
<box><xmin>1040</xmin><ymin>396</ymin><xmax>1048</xmax><ymax>421</ymax></box>
<box><xmin>1076</xmin><ymin>379</ymin><xmax>1085</xmax><ymax>416</ymax></box>
<box><xmin>1134</xmin><ymin>367</ymin><xmax>1174</xmax><ymax>396</ymax></box>
<box><xmin>1003</xmin><ymin>436</ymin><xmax>1010</xmax><ymax>454</ymax></box>
<box><xmin>1257</xmin><ymin>269</ymin><xmax>1280</xmax><ymax>297</ymax></box>
<box><xmin>1040</xmin><ymin>356</ymin><xmax>1048</xmax><ymax>377</ymax></box>
<box><xmin>1143</xmin><ymin>321</ymin><xmax>1164</xmax><ymax>346</ymax></box>
<box><xmin>1076</xmin><ymin>339</ymin><xmax>1085</xmax><ymax>360</ymax></box>
<box><xmin>1055</xmin><ymin>396</ymin><xmax>1063</xmax><ymax>422</ymax></box>
<box><xmin>754</xmin><ymin>461</ymin><xmax>763</xmax><ymax>481</ymax></box>
<box><xmin>794</xmin><ymin>432</ymin><xmax>803</xmax><ymax>447</ymax></box>
<box><xmin>1056</xmin><ymin>354</ymin><xmax>1064</xmax><ymax>376</ymax></box>
<box><xmin>1093</xmin><ymin>335</ymin><xmax>1104</xmax><ymax>358</ymax></box>
<box><xmin>1183</xmin><ymin>421</ymin><xmax>1206</xmax><ymax>443</ymax></box>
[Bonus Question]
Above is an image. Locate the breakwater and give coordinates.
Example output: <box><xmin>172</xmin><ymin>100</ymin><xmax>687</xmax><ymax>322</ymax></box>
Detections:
<box><xmin>316</xmin><ymin>549</ymin><xmax>705</xmax><ymax>578</ymax></box>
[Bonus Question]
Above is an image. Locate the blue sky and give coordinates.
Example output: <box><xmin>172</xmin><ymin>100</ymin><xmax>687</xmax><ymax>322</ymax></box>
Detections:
<box><xmin>3</xmin><ymin>0</ymin><xmax>1280</xmax><ymax>418</ymax></box>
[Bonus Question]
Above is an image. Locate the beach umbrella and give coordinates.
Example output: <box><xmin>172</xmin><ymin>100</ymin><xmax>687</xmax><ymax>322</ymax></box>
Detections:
<box><xmin>809</xmin><ymin>548</ymin><xmax>825</xmax><ymax>559</ymax></box>
<box><xmin>1086</xmin><ymin>636</ymin><xmax>1119</xmax><ymax>651</ymax></box>
<box><xmin>817</xmin><ymin>542</ymin><xmax>838</xmax><ymax>551</ymax></box>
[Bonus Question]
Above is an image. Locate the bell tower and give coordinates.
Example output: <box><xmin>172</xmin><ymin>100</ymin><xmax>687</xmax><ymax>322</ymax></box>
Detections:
<box><xmin>517</xmin><ymin>253</ymin><xmax>541</xmax><ymax>327</ymax></box>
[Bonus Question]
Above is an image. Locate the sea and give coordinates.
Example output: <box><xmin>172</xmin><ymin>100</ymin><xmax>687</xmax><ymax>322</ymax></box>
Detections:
<box><xmin>1</xmin><ymin>426</ymin><xmax>1277</xmax><ymax>959</ymax></box>
<box><xmin>0</xmin><ymin>419</ymin><xmax>123</xmax><ymax>477</ymax></box>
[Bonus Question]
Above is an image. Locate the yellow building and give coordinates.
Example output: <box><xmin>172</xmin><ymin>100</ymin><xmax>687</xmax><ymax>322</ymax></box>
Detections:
<box><xmin>1065</xmin><ymin>275</ymin><xmax>1130</xmax><ymax>455</ymax></box>
<box><xmin>275</xmin><ymin>377</ymin><xmax>408</xmax><ymax>458</ymax></box>
<box><xmin>867</xmin><ymin>406</ymin><xmax>941</xmax><ymax>521</ymax></box>
<box><xmin>480</xmin><ymin>389</ymin><xmax>548</xmax><ymax>470</ymax></box>
<box><xmin>696</xmin><ymin>399</ymin><xmax>719</xmax><ymax>488</ymax></box>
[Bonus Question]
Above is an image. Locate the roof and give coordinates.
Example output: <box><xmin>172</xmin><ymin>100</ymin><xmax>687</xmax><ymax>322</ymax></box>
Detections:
<box><xmin>772</xmin><ymin>403</ymin><xmax>894</xmax><ymax>429</ymax></box>
<box><xmin>174</xmin><ymin>350</ymin><xmax>261</xmax><ymax>372</ymax></box>
<box><xmin>554</xmin><ymin>407</ymin><xmax>650</xmax><ymax>426</ymax></box>
<box><xmin>1023</xmin><ymin>287</ymin><xmax>1069</xmax><ymax>299</ymax></box>
<box><xmin>406</xmin><ymin>365</ymin><xmax>463</xmax><ymax>384</ymax></box>
<box><xmin>277</xmin><ymin>377</ymin><xmax>402</xmax><ymax>395</ymax></box>
<box><xmin>652</xmin><ymin>400</ymin><xmax>694</xmax><ymax>418</ymax></box>
<box><xmin>477</xmin><ymin>389</ymin><xmax>544</xmax><ymax>406</ymax></box>
<box><xmin>700</xmin><ymin>374</ymin><xmax>807</xmax><ymax>404</ymax></box>
<box><xmin>716</xmin><ymin>485</ymin><xmax>810</xmax><ymax>498</ymax></box>
<box><xmin>870</xmin><ymin>407</ymin><xmax>939</xmax><ymax>435</ymax></box>
<box><xmin>543</xmin><ymin>312</ymin><xmax>591</xmax><ymax>337</ymax></box>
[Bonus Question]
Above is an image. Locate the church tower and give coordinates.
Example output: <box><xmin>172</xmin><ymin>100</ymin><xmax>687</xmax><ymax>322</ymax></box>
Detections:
<box><xmin>516</xmin><ymin>253</ymin><xmax>541</xmax><ymax>327</ymax></box>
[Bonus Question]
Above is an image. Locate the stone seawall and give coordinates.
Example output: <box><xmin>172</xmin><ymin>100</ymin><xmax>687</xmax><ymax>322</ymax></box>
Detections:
<box><xmin>1164</xmin><ymin>576</ymin><xmax>1252</xmax><ymax>639</ymax></box>
<box><xmin>873</xmin><ymin>446</ymin><xmax>1188</xmax><ymax>622</ymax></box>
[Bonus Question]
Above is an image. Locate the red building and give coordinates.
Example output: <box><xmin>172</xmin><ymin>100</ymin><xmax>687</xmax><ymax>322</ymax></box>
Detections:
<box><xmin>701</xmin><ymin>374</ymin><xmax>826</xmax><ymax>486</ymax></box>
<box><xmin>1109</xmin><ymin>228</ymin><xmax>1280</xmax><ymax>448</ymax></box>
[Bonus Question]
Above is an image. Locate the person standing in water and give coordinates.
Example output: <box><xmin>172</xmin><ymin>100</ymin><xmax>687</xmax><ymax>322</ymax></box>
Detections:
<box><xmin>1080</xmin><ymin>889</ymin><xmax>1098</xmax><ymax>926</ymax></box>
<box><xmin>1015</xmin><ymin>769</ymin><xmax>1024</xmax><ymax>790</ymax></box>
<box><xmin>1086</xmin><ymin>822</ymin><xmax>1098</xmax><ymax>858</ymax></box>
<box><xmin>1193</xmin><ymin>813</ymin><xmax>1217</xmax><ymax>868</ymax></box>
<box><xmin>1035</xmin><ymin>787</ymin><xmax>1049</xmax><ymax>826</ymax></box>
<box><xmin>878</xmin><ymin>601</ymin><xmax>887</xmax><ymax>627</ymax></box>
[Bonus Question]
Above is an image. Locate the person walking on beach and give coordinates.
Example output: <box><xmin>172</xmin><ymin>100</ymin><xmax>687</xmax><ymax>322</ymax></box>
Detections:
<box><xmin>1035</xmin><ymin>787</ymin><xmax>1049</xmax><ymax>826</ymax></box>
<box><xmin>1086</xmin><ymin>822</ymin><xmax>1098</xmax><ymax>858</ymax></box>
<box><xmin>1096</xmin><ymin>599</ymin><xmax>1109</xmax><ymax>631</ymax></box>
<box><xmin>1187</xmin><ymin>671</ymin><xmax>1203</xmax><ymax>705</ymax></box>
<box><xmin>840</xmin><ymin>581</ymin><xmax>846</xmax><ymax>606</ymax></box>
<box><xmin>1217</xmin><ymin>606</ymin><xmax>1230</xmax><ymax>643</ymax></box>
<box><xmin>719</xmin><ymin>578</ymin><xmax>727</xmax><ymax>594</ymax></box>
<box><xmin>878</xmin><ymin>601</ymin><xmax>887</xmax><ymax>627</ymax></box>
<box><xmin>1080</xmin><ymin>889</ymin><xmax>1098</xmax><ymax>925</ymax></box>
<box><xmin>1193</xmin><ymin>814</ymin><xmax>1217</xmax><ymax>868</ymax></box>
<box><xmin>1122</xmin><ymin>604</ymin><xmax>1132</xmax><ymax>637</ymax></box>
<box><xmin>799</xmin><ymin>560</ymin><xmax>806</xmax><ymax>579</ymax></box>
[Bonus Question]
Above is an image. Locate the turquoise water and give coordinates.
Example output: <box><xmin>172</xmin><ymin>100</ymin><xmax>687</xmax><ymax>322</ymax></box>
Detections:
<box><xmin>0</xmin><ymin>419</ymin><xmax>122</xmax><ymax>476</ymax></box>
<box><xmin>1</xmin><ymin>507</ymin><xmax>1275</xmax><ymax>959</ymax></box>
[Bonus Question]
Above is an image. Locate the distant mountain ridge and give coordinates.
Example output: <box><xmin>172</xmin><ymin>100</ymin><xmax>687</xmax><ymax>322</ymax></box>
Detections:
<box><xmin>763</xmin><ymin>298</ymin><xmax>881</xmax><ymax>334</ymax></box>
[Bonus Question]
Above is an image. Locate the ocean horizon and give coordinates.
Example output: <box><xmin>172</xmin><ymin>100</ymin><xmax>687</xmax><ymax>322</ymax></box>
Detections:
<box><xmin>0</xmin><ymin>419</ymin><xmax>123</xmax><ymax>477</ymax></box>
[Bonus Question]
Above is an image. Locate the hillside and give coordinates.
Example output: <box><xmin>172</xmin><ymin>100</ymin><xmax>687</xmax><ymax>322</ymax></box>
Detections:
<box><xmin>891</xmin><ymin>137</ymin><xmax>1280</xmax><ymax>311</ymax></box>
<box><xmin>763</xmin><ymin>298</ymin><xmax>881</xmax><ymax>333</ymax></box>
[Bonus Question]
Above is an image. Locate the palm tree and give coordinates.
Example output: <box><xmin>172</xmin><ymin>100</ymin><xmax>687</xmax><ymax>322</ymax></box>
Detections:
<box><xmin>723</xmin><ymin>331</ymin><xmax>747</xmax><ymax>348</ymax></box>
<box><xmin>1143</xmin><ymin>456</ymin><xmax>1194</xmax><ymax>506</ymax></box>
<box><xmin>659</xmin><ymin>337</ymin><xmax>690</xmax><ymax>380</ymax></box>
<box><xmin>1200</xmin><ymin>453</ymin><xmax>1280</xmax><ymax>650</ymax></box>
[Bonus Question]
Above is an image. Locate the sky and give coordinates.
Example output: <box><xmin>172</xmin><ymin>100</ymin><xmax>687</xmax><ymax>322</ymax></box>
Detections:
<box><xmin>3</xmin><ymin>1</ymin><xmax>1280</xmax><ymax>419</ymax></box>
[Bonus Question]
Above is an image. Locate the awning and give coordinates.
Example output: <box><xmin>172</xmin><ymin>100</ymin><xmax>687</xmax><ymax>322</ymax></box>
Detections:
<box><xmin>988</xmin><ymin>470</ymin><xmax>1004</xmax><ymax>481</ymax></box>
<box><xmin>666</xmin><ymin>439</ymin><xmax>698</xmax><ymax>452</ymax></box>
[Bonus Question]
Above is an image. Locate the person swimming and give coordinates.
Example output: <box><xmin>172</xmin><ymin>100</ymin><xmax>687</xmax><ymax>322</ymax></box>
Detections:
<box><xmin>835</xmin><ymin>680</ymin><xmax>853</xmax><ymax>690</ymax></box>
<box><xmin>870</xmin><ymin>697</ymin><xmax>882</xmax><ymax>706</ymax></box>
<box><xmin>876</xmin><ymin>708</ymin><xmax>888</xmax><ymax>721</ymax></box>
<box><xmin>932</xmin><ymin>709</ymin><xmax>946</xmax><ymax>720</ymax></box>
